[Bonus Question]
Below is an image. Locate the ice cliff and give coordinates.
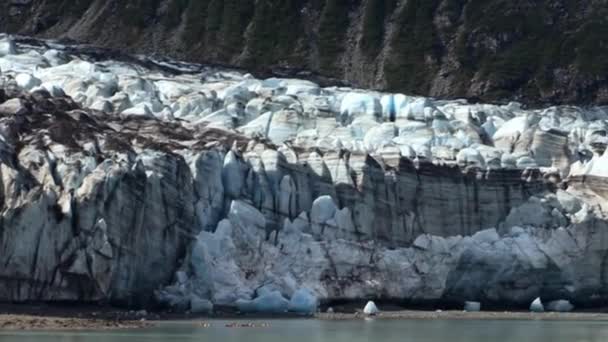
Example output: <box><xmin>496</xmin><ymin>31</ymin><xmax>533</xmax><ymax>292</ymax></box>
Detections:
<box><xmin>1</xmin><ymin>35</ymin><xmax>608</xmax><ymax>311</ymax></box>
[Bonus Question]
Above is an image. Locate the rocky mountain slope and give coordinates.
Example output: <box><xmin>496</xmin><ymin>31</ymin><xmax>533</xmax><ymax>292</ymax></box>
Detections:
<box><xmin>2</xmin><ymin>34</ymin><xmax>608</xmax><ymax>313</ymax></box>
<box><xmin>2</xmin><ymin>0</ymin><xmax>608</xmax><ymax>105</ymax></box>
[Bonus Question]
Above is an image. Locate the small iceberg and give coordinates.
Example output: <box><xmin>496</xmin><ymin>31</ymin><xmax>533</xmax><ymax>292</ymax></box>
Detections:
<box><xmin>530</xmin><ymin>297</ymin><xmax>544</xmax><ymax>313</ymax></box>
<box><xmin>363</xmin><ymin>301</ymin><xmax>379</xmax><ymax>316</ymax></box>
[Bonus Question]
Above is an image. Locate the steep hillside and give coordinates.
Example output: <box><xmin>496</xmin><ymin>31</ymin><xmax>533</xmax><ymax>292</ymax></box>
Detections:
<box><xmin>2</xmin><ymin>0</ymin><xmax>608</xmax><ymax>105</ymax></box>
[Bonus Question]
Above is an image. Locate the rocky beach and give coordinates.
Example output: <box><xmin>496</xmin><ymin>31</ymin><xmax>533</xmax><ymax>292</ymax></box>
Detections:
<box><xmin>4</xmin><ymin>303</ymin><xmax>608</xmax><ymax>331</ymax></box>
<box><xmin>0</xmin><ymin>315</ymin><xmax>148</xmax><ymax>331</ymax></box>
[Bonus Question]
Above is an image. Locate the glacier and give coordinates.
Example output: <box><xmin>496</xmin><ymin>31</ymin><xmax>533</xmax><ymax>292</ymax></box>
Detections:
<box><xmin>1</xmin><ymin>34</ymin><xmax>608</xmax><ymax>313</ymax></box>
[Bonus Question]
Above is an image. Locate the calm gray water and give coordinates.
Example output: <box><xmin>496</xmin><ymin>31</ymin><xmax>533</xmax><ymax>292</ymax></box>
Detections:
<box><xmin>1</xmin><ymin>319</ymin><xmax>608</xmax><ymax>342</ymax></box>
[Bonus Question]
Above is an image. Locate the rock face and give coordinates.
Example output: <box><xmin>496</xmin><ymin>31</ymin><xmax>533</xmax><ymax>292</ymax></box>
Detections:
<box><xmin>1</xmin><ymin>35</ymin><xmax>608</xmax><ymax>312</ymax></box>
<box><xmin>2</xmin><ymin>1</ymin><xmax>608</xmax><ymax>105</ymax></box>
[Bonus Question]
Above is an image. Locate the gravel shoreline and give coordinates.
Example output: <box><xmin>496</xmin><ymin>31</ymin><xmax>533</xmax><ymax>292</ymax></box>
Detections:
<box><xmin>3</xmin><ymin>303</ymin><xmax>608</xmax><ymax>331</ymax></box>
<box><xmin>0</xmin><ymin>315</ymin><xmax>151</xmax><ymax>331</ymax></box>
<box><xmin>317</xmin><ymin>310</ymin><xmax>608</xmax><ymax>321</ymax></box>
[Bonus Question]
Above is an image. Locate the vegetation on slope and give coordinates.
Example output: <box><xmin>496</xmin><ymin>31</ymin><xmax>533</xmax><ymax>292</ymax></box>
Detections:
<box><xmin>3</xmin><ymin>0</ymin><xmax>608</xmax><ymax>104</ymax></box>
<box><xmin>243</xmin><ymin>0</ymin><xmax>303</xmax><ymax>67</ymax></box>
<box><xmin>317</xmin><ymin>0</ymin><xmax>351</xmax><ymax>75</ymax></box>
<box><xmin>383</xmin><ymin>0</ymin><xmax>442</xmax><ymax>94</ymax></box>
<box><xmin>360</xmin><ymin>0</ymin><xmax>396</xmax><ymax>58</ymax></box>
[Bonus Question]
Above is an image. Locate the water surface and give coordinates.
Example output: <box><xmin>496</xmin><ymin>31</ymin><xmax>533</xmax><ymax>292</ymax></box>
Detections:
<box><xmin>1</xmin><ymin>319</ymin><xmax>608</xmax><ymax>342</ymax></box>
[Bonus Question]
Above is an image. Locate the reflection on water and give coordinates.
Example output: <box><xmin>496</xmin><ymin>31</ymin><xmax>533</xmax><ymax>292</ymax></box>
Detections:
<box><xmin>1</xmin><ymin>319</ymin><xmax>608</xmax><ymax>342</ymax></box>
